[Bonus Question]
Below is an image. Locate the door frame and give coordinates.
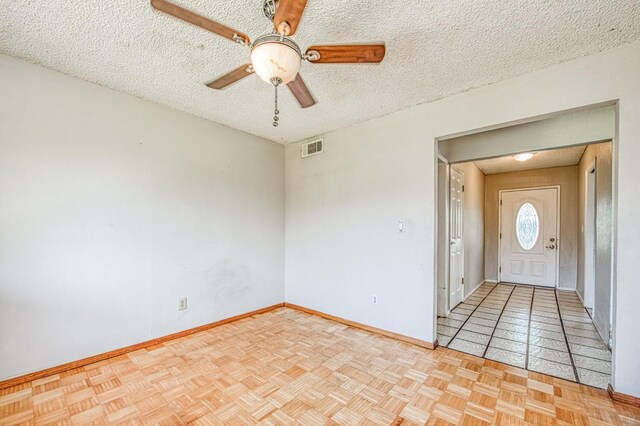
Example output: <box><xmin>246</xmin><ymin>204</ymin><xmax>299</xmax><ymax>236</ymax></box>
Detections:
<box><xmin>498</xmin><ymin>185</ymin><xmax>561</xmax><ymax>288</ymax></box>
<box><xmin>583</xmin><ymin>160</ymin><xmax>597</xmax><ymax>310</ymax></box>
<box><xmin>449</xmin><ymin>166</ymin><xmax>465</xmax><ymax>310</ymax></box>
<box><xmin>436</xmin><ymin>155</ymin><xmax>451</xmax><ymax>317</ymax></box>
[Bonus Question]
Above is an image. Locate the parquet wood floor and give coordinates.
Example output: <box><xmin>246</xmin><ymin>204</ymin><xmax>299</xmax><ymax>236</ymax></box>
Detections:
<box><xmin>1</xmin><ymin>307</ymin><xmax>639</xmax><ymax>425</ymax></box>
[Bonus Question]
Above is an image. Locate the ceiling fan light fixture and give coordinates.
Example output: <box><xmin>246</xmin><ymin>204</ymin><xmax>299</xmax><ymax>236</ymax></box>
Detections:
<box><xmin>151</xmin><ymin>0</ymin><xmax>386</xmax><ymax>128</ymax></box>
<box><xmin>251</xmin><ymin>34</ymin><xmax>301</xmax><ymax>85</ymax></box>
<box><xmin>513</xmin><ymin>152</ymin><xmax>535</xmax><ymax>162</ymax></box>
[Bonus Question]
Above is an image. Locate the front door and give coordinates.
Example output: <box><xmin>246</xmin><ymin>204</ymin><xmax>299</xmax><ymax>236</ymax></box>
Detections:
<box><xmin>500</xmin><ymin>188</ymin><xmax>558</xmax><ymax>287</ymax></box>
<box><xmin>449</xmin><ymin>168</ymin><xmax>464</xmax><ymax>308</ymax></box>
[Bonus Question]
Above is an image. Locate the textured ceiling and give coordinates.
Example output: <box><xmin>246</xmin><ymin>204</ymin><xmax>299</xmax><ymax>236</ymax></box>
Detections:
<box><xmin>473</xmin><ymin>145</ymin><xmax>588</xmax><ymax>175</ymax></box>
<box><xmin>1</xmin><ymin>1</ymin><xmax>639</xmax><ymax>143</ymax></box>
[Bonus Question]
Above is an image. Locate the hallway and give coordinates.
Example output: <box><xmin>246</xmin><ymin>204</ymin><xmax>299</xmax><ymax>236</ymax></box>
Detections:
<box><xmin>437</xmin><ymin>283</ymin><xmax>611</xmax><ymax>389</ymax></box>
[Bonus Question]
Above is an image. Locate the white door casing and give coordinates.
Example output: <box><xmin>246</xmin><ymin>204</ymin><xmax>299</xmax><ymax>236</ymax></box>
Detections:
<box><xmin>584</xmin><ymin>164</ymin><xmax>596</xmax><ymax>310</ymax></box>
<box><xmin>449</xmin><ymin>168</ymin><xmax>464</xmax><ymax>308</ymax></box>
<box><xmin>437</xmin><ymin>159</ymin><xmax>450</xmax><ymax>317</ymax></box>
<box><xmin>500</xmin><ymin>187</ymin><xmax>559</xmax><ymax>287</ymax></box>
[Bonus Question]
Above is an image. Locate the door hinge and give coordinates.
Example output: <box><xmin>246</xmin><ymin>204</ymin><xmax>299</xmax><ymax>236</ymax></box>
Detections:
<box><xmin>461</xmin><ymin>277</ymin><xmax>464</xmax><ymax>284</ymax></box>
<box><xmin>462</xmin><ymin>185</ymin><xmax>465</xmax><ymax>192</ymax></box>
<box><xmin>499</xmin><ymin>266</ymin><xmax>502</xmax><ymax>273</ymax></box>
<box><xmin>500</xmin><ymin>199</ymin><xmax>502</xmax><ymax>206</ymax></box>
<box><xmin>500</xmin><ymin>233</ymin><xmax>502</xmax><ymax>239</ymax></box>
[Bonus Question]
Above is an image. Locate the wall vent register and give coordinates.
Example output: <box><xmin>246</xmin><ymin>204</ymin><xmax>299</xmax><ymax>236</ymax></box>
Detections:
<box><xmin>301</xmin><ymin>139</ymin><xmax>323</xmax><ymax>158</ymax></box>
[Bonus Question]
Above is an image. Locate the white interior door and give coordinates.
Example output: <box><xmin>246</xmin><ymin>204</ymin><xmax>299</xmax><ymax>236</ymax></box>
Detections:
<box><xmin>449</xmin><ymin>168</ymin><xmax>464</xmax><ymax>308</ymax></box>
<box><xmin>500</xmin><ymin>188</ymin><xmax>558</xmax><ymax>287</ymax></box>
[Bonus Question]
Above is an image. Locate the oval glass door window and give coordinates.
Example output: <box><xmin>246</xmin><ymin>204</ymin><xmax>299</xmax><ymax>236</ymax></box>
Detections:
<box><xmin>515</xmin><ymin>203</ymin><xmax>539</xmax><ymax>250</ymax></box>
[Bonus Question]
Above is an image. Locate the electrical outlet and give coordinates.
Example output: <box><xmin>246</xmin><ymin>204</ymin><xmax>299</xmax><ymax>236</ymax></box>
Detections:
<box><xmin>178</xmin><ymin>297</ymin><xmax>187</xmax><ymax>311</ymax></box>
<box><xmin>372</xmin><ymin>295</ymin><xmax>378</xmax><ymax>305</ymax></box>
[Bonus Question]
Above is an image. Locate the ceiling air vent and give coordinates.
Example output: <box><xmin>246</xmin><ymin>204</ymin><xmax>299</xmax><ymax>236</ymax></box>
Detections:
<box><xmin>301</xmin><ymin>139</ymin><xmax>323</xmax><ymax>158</ymax></box>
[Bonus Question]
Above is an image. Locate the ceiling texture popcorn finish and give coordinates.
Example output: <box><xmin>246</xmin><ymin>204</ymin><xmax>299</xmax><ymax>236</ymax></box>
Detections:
<box><xmin>1</xmin><ymin>1</ymin><xmax>639</xmax><ymax>143</ymax></box>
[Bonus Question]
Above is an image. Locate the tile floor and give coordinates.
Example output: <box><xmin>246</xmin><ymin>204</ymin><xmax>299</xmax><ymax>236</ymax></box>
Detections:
<box><xmin>437</xmin><ymin>282</ymin><xmax>612</xmax><ymax>389</ymax></box>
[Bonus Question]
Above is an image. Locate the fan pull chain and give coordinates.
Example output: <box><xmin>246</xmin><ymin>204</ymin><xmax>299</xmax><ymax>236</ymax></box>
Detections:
<box><xmin>273</xmin><ymin>83</ymin><xmax>280</xmax><ymax>127</ymax></box>
<box><xmin>269</xmin><ymin>77</ymin><xmax>282</xmax><ymax>127</ymax></box>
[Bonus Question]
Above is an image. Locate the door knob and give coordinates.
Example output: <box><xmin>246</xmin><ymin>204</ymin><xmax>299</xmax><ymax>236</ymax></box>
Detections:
<box><xmin>550</xmin><ymin>237</ymin><xmax>555</xmax><ymax>242</ymax></box>
<box><xmin>546</xmin><ymin>244</ymin><xmax>556</xmax><ymax>249</ymax></box>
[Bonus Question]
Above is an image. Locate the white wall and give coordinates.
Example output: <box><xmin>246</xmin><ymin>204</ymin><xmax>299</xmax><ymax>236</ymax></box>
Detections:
<box><xmin>439</xmin><ymin>106</ymin><xmax>615</xmax><ymax>163</ymax></box>
<box><xmin>451</xmin><ymin>162</ymin><xmax>485</xmax><ymax>297</ymax></box>
<box><xmin>0</xmin><ymin>55</ymin><xmax>285</xmax><ymax>380</ymax></box>
<box><xmin>285</xmin><ymin>41</ymin><xmax>640</xmax><ymax>397</ymax></box>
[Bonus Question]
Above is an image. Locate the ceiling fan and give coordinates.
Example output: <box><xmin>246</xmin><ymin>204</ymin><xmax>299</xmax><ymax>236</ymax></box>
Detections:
<box><xmin>150</xmin><ymin>0</ymin><xmax>385</xmax><ymax>126</ymax></box>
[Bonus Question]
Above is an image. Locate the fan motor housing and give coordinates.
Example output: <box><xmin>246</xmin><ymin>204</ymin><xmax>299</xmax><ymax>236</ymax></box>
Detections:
<box><xmin>252</xmin><ymin>33</ymin><xmax>301</xmax><ymax>57</ymax></box>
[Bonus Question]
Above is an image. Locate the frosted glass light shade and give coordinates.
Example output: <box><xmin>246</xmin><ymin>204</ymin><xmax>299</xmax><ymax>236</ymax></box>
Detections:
<box><xmin>251</xmin><ymin>41</ymin><xmax>301</xmax><ymax>85</ymax></box>
<box><xmin>514</xmin><ymin>152</ymin><xmax>535</xmax><ymax>162</ymax></box>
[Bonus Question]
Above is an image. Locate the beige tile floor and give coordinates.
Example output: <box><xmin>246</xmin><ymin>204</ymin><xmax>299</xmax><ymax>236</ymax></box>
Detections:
<box><xmin>437</xmin><ymin>283</ymin><xmax>612</xmax><ymax>389</ymax></box>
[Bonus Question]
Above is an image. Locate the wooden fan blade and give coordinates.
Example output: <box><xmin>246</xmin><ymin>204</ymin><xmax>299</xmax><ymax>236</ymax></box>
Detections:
<box><xmin>207</xmin><ymin>64</ymin><xmax>254</xmax><ymax>89</ymax></box>
<box><xmin>273</xmin><ymin>0</ymin><xmax>307</xmax><ymax>36</ymax></box>
<box><xmin>151</xmin><ymin>0</ymin><xmax>250</xmax><ymax>44</ymax></box>
<box><xmin>287</xmin><ymin>74</ymin><xmax>316</xmax><ymax>108</ymax></box>
<box><xmin>306</xmin><ymin>44</ymin><xmax>385</xmax><ymax>63</ymax></box>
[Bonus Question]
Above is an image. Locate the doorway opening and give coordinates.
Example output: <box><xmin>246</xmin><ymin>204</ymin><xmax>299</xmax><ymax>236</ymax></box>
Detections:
<box><xmin>434</xmin><ymin>104</ymin><xmax>616</xmax><ymax>389</ymax></box>
<box><xmin>449</xmin><ymin>167</ymin><xmax>465</xmax><ymax>308</ymax></box>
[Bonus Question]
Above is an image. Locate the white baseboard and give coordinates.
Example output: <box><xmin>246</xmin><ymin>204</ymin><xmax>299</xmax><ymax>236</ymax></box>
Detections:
<box><xmin>464</xmin><ymin>280</ymin><xmax>485</xmax><ymax>300</ymax></box>
<box><xmin>484</xmin><ymin>279</ymin><xmax>498</xmax><ymax>283</ymax></box>
<box><xmin>575</xmin><ymin>289</ymin><xmax>585</xmax><ymax>305</ymax></box>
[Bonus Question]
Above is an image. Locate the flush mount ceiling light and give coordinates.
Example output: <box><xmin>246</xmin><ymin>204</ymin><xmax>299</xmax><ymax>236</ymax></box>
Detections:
<box><xmin>514</xmin><ymin>152</ymin><xmax>536</xmax><ymax>162</ymax></box>
<box><xmin>150</xmin><ymin>0</ymin><xmax>386</xmax><ymax>127</ymax></box>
